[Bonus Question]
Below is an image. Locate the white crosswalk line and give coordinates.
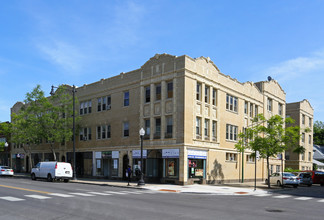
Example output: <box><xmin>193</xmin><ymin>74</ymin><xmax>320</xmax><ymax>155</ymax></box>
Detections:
<box><xmin>25</xmin><ymin>195</ymin><xmax>51</xmax><ymax>200</ymax></box>
<box><xmin>273</xmin><ymin>195</ymin><xmax>292</xmax><ymax>199</ymax></box>
<box><xmin>104</xmin><ymin>191</ymin><xmax>127</xmax><ymax>195</ymax></box>
<box><xmin>88</xmin><ymin>192</ymin><xmax>112</xmax><ymax>195</ymax></box>
<box><xmin>69</xmin><ymin>193</ymin><xmax>95</xmax><ymax>197</ymax></box>
<box><xmin>318</xmin><ymin>199</ymin><xmax>324</xmax><ymax>203</ymax></box>
<box><xmin>119</xmin><ymin>191</ymin><xmax>142</xmax><ymax>194</ymax></box>
<box><xmin>0</xmin><ymin>196</ymin><xmax>25</xmax><ymax>202</ymax></box>
<box><xmin>50</xmin><ymin>193</ymin><xmax>75</xmax><ymax>198</ymax></box>
<box><xmin>253</xmin><ymin>194</ymin><xmax>271</xmax><ymax>197</ymax></box>
<box><xmin>294</xmin><ymin>197</ymin><xmax>312</xmax><ymax>201</ymax></box>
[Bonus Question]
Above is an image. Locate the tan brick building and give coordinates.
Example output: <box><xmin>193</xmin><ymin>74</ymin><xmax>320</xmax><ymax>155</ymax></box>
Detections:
<box><xmin>286</xmin><ymin>100</ymin><xmax>314</xmax><ymax>171</ymax></box>
<box><xmin>11</xmin><ymin>53</ymin><xmax>295</xmax><ymax>184</ymax></box>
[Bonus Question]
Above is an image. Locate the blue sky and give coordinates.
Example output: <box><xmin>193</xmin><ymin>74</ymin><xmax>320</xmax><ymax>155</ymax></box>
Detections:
<box><xmin>1</xmin><ymin>0</ymin><xmax>324</xmax><ymax>122</ymax></box>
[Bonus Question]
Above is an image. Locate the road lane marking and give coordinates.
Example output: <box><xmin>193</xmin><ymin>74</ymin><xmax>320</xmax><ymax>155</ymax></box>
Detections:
<box><xmin>25</xmin><ymin>195</ymin><xmax>51</xmax><ymax>200</ymax></box>
<box><xmin>294</xmin><ymin>197</ymin><xmax>312</xmax><ymax>201</ymax></box>
<box><xmin>50</xmin><ymin>193</ymin><xmax>75</xmax><ymax>198</ymax></box>
<box><xmin>119</xmin><ymin>191</ymin><xmax>142</xmax><ymax>194</ymax></box>
<box><xmin>69</xmin><ymin>193</ymin><xmax>95</xmax><ymax>197</ymax></box>
<box><xmin>88</xmin><ymin>192</ymin><xmax>112</xmax><ymax>195</ymax></box>
<box><xmin>253</xmin><ymin>194</ymin><xmax>271</xmax><ymax>197</ymax></box>
<box><xmin>0</xmin><ymin>184</ymin><xmax>51</xmax><ymax>194</ymax></box>
<box><xmin>104</xmin><ymin>191</ymin><xmax>127</xmax><ymax>195</ymax></box>
<box><xmin>273</xmin><ymin>195</ymin><xmax>292</xmax><ymax>199</ymax></box>
<box><xmin>0</xmin><ymin>196</ymin><xmax>25</xmax><ymax>201</ymax></box>
<box><xmin>318</xmin><ymin>199</ymin><xmax>324</xmax><ymax>203</ymax></box>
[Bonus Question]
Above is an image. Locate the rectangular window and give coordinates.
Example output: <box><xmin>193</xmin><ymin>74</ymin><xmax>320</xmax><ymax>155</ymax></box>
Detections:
<box><xmin>196</xmin><ymin>82</ymin><xmax>201</xmax><ymax>101</ymax></box>
<box><xmin>226</xmin><ymin>124</ymin><xmax>238</xmax><ymax>141</ymax></box>
<box><xmin>226</xmin><ymin>153</ymin><xmax>237</xmax><ymax>162</ymax></box>
<box><xmin>226</xmin><ymin>94</ymin><xmax>238</xmax><ymax>112</ymax></box>
<box><xmin>97</xmin><ymin>126</ymin><xmax>101</xmax><ymax>139</ymax></box>
<box><xmin>80</xmin><ymin>127</ymin><xmax>90</xmax><ymax>141</ymax></box>
<box><xmin>102</xmin><ymin>125</ymin><xmax>106</xmax><ymax>139</ymax></box>
<box><xmin>79</xmin><ymin>129</ymin><xmax>84</xmax><ymax>141</ymax></box>
<box><xmin>276</xmin><ymin>165</ymin><xmax>280</xmax><ymax>173</ymax></box>
<box><xmin>167</xmin><ymin>81</ymin><xmax>173</xmax><ymax>98</ymax></box>
<box><xmin>205</xmin><ymin>86</ymin><xmax>210</xmax><ymax>103</ymax></box>
<box><xmin>124</xmin><ymin>91</ymin><xmax>129</xmax><ymax>106</ymax></box>
<box><xmin>155</xmin><ymin>84</ymin><xmax>161</xmax><ymax>101</ymax></box>
<box><xmin>145</xmin><ymin>119</ymin><xmax>150</xmax><ymax>136</ymax></box>
<box><xmin>102</xmin><ymin>97</ymin><xmax>107</xmax><ymax>111</ymax></box>
<box><xmin>123</xmin><ymin>122</ymin><xmax>129</xmax><ymax>137</ymax></box>
<box><xmin>250</xmin><ymin>103</ymin><xmax>253</xmax><ymax>117</ymax></box>
<box><xmin>270</xmin><ymin>165</ymin><xmax>273</xmax><ymax>174</ymax></box>
<box><xmin>84</xmin><ymin>102</ymin><xmax>88</xmax><ymax>114</ymax></box>
<box><xmin>301</xmin><ymin>153</ymin><xmax>305</xmax><ymax>161</ymax></box>
<box><xmin>212</xmin><ymin>121</ymin><xmax>217</xmax><ymax>141</ymax></box>
<box><xmin>244</xmin><ymin>101</ymin><xmax>248</xmax><ymax>115</ymax></box>
<box><xmin>309</xmin><ymin>135</ymin><xmax>312</xmax><ymax>145</ymax></box>
<box><xmin>166</xmin><ymin>116</ymin><xmax>173</xmax><ymax>138</ymax></box>
<box><xmin>302</xmin><ymin>114</ymin><xmax>305</xmax><ymax>125</ymax></box>
<box><xmin>88</xmin><ymin>100</ymin><xmax>92</xmax><ymax>113</ymax></box>
<box><xmin>309</xmin><ymin>118</ymin><xmax>312</xmax><ymax>128</ymax></box>
<box><xmin>267</xmin><ymin>98</ymin><xmax>272</xmax><ymax>112</ymax></box>
<box><xmin>145</xmin><ymin>86</ymin><xmax>150</xmax><ymax>103</ymax></box>
<box><xmin>196</xmin><ymin>117</ymin><xmax>201</xmax><ymax>138</ymax></box>
<box><xmin>212</xmin><ymin>89</ymin><xmax>217</xmax><ymax>106</ymax></box>
<box><xmin>308</xmin><ymin>152</ymin><xmax>311</xmax><ymax>161</ymax></box>
<box><xmin>204</xmin><ymin>119</ymin><xmax>209</xmax><ymax>137</ymax></box>
<box><xmin>278</xmin><ymin>103</ymin><xmax>283</xmax><ymax>116</ymax></box>
<box><xmin>80</xmin><ymin>102</ymin><xmax>84</xmax><ymax>115</ymax></box>
<box><xmin>254</xmin><ymin>105</ymin><xmax>258</xmax><ymax>117</ymax></box>
<box><xmin>107</xmin><ymin>96</ymin><xmax>111</xmax><ymax>110</ymax></box>
<box><xmin>155</xmin><ymin>118</ymin><xmax>161</xmax><ymax>138</ymax></box>
<box><xmin>107</xmin><ymin>125</ymin><xmax>111</xmax><ymax>138</ymax></box>
<box><xmin>97</xmin><ymin>98</ymin><xmax>102</xmax><ymax>112</ymax></box>
<box><xmin>246</xmin><ymin>155</ymin><xmax>255</xmax><ymax>163</ymax></box>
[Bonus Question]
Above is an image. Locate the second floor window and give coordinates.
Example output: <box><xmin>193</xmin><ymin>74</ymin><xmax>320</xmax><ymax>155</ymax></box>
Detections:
<box><xmin>267</xmin><ymin>98</ymin><xmax>272</xmax><ymax>112</ymax></box>
<box><xmin>278</xmin><ymin>103</ymin><xmax>283</xmax><ymax>116</ymax></box>
<box><xmin>196</xmin><ymin>117</ymin><xmax>201</xmax><ymax>137</ymax></box>
<box><xmin>212</xmin><ymin>89</ymin><xmax>217</xmax><ymax>106</ymax></box>
<box><xmin>196</xmin><ymin>82</ymin><xmax>202</xmax><ymax>101</ymax></box>
<box><xmin>145</xmin><ymin>119</ymin><xmax>150</xmax><ymax>136</ymax></box>
<box><xmin>302</xmin><ymin>114</ymin><xmax>305</xmax><ymax>125</ymax></box>
<box><xmin>226</xmin><ymin>94</ymin><xmax>238</xmax><ymax>112</ymax></box>
<box><xmin>145</xmin><ymin>86</ymin><xmax>150</xmax><ymax>103</ymax></box>
<box><xmin>167</xmin><ymin>81</ymin><xmax>173</xmax><ymax>98</ymax></box>
<box><xmin>155</xmin><ymin>118</ymin><xmax>161</xmax><ymax>137</ymax></box>
<box><xmin>124</xmin><ymin>91</ymin><xmax>129</xmax><ymax>106</ymax></box>
<box><xmin>244</xmin><ymin>101</ymin><xmax>248</xmax><ymax>115</ymax></box>
<box><xmin>250</xmin><ymin>103</ymin><xmax>253</xmax><ymax>117</ymax></box>
<box><xmin>80</xmin><ymin>100</ymin><xmax>92</xmax><ymax>115</ymax></box>
<box><xmin>123</xmin><ymin>122</ymin><xmax>129</xmax><ymax>137</ymax></box>
<box><xmin>205</xmin><ymin>86</ymin><xmax>210</xmax><ymax>103</ymax></box>
<box><xmin>204</xmin><ymin>119</ymin><xmax>209</xmax><ymax>137</ymax></box>
<box><xmin>166</xmin><ymin>116</ymin><xmax>173</xmax><ymax>138</ymax></box>
<box><xmin>155</xmin><ymin>84</ymin><xmax>161</xmax><ymax>101</ymax></box>
<box><xmin>212</xmin><ymin>121</ymin><xmax>217</xmax><ymax>140</ymax></box>
<box><xmin>79</xmin><ymin>127</ymin><xmax>91</xmax><ymax>141</ymax></box>
<box><xmin>226</xmin><ymin>124</ymin><xmax>238</xmax><ymax>141</ymax></box>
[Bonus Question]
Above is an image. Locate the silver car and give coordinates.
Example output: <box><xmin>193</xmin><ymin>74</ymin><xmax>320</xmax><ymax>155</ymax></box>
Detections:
<box><xmin>294</xmin><ymin>172</ymin><xmax>313</xmax><ymax>187</ymax></box>
<box><xmin>0</xmin><ymin>166</ymin><xmax>14</xmax><ymax>176</ymax></box>
<box><xmin>265</xmin><ymin>172</ymin><xmax>299</xmax><ymax>187</ymax></box>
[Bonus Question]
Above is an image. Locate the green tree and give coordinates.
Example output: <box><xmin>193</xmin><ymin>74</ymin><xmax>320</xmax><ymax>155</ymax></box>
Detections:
<box><xmin>313</xmin><ymin>121</ymin><xmax>324</xmax><ymax>145</ymax></box>
<box><xmin>235</xmin><ymin>114</ymin><xmax>307</xmax><ymax>188</ymax></box>
<box><xmin>10</xmin><ymin>85</ymin><xmax>79</xmax><ymax>170</ymax></box>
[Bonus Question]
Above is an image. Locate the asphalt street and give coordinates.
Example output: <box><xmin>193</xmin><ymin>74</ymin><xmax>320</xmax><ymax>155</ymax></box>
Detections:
<box><xmin>0</xmin><ymin>177</ymin><xmax>323</xmax><ymax>220</ymax></box>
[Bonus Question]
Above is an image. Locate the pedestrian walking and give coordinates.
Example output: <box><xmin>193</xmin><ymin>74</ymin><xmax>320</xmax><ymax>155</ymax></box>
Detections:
<box><xmin>126</xmin><ymin>165</ymin><xmax>132</xmax><ymax>186</ymax></box>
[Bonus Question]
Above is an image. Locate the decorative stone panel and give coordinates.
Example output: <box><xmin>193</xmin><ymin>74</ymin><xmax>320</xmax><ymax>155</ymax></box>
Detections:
<box><xmin>144</xmin><ymin>105</ymin><xmax>150</xmax><ymax>117</ymax></box>
<box><xmin>166</xmin><ymin>101</ymin><xmax>172</xmax><ymax>114</ymax></box>
<box><xmin>154</xmin><ymin>103</ymin><xmax>161</xmax><ymax>115</ymax></box>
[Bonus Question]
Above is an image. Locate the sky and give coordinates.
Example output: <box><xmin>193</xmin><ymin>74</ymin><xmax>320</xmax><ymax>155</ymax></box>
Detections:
<box><xmin>1</xmin><ymin>0</ymin><xmax>324</xmax><ymax>122</ymax></box>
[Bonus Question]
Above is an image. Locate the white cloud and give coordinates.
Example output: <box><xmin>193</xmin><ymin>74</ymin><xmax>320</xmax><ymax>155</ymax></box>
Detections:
<box><xmin>37</xmin><ymin>40</ymin><xmax>86</xmax><ymax>74</ymax></box>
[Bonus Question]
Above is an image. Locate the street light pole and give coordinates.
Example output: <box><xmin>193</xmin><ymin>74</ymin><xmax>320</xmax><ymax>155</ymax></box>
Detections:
<box><xmin>50</xmin><ymin>85</ymin><xmax>77</xmax><ymax>180</ymax></box>
<box><xmin>4</xmin><ymin>142</ymin><xmax>8</xmax><ymax>166</ymax></box>
<box><xmin>138</xmin><ymin>128</ymin><xmax>145</xmax><ymax>186</ymax></box>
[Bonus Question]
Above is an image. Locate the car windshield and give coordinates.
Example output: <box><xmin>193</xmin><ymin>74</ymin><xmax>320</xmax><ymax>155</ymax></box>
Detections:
<box><xmin>283</xmin><ymin>173</ymin><xmax>295</xmax><ymax>177</ymax></box>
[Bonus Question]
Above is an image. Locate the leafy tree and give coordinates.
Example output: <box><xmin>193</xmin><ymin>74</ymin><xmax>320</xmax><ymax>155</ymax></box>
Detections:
<box><xmin>10</xmin><ymin>85</ymin><xmax>79</xmax><ymax>170</ymax></box>
<box><xmin>235</xmin><ymin>114</ymin><xmax>308</xmax><ymax>188</ymax></box>
<box><xmin>314</xmin><ymin>121</ymin><xmax>324</xmax><ymax>145</ymax></box>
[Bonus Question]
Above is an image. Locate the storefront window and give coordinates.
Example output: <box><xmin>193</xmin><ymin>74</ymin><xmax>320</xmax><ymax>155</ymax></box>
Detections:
<box><xmin>166</xmin><ymin>158</ymin><xmax>178</xmax><ymax>177</ymax></box>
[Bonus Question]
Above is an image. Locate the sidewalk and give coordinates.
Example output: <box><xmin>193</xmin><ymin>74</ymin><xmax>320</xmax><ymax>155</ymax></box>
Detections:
<box><xmin>12</xmin><ymin>173</ymin><xmax>284</xmax><ymax>195</ymax></box>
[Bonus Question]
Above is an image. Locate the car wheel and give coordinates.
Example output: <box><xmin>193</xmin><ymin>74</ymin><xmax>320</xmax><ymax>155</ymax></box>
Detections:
<box><xmin>47</xmin><ymin>174</ymin><xmax>53</xmax><ymax>182</ymax></box>
<box><xmin>293</xmin><ymin>185</ymin><xmax>298</xmax><ymax>188</ymax></box>
<box><xmin>31</xmin><ymin>173</ymin><xmax>36</xmax><ymax>180</ymax></box>
<box><xmin>308</xmin><ymin>184</ymin><xmax>312</xmax><ymax>187</ymax></box>
<box><xmin>64</xmin><ymin>179</ymin><xmax>69</xmax><ymax>183</ymax></box>
<box><xmin>277</xmin><ymin>180</ymin><xmax>281</xmax><ymax>186</ymax></box>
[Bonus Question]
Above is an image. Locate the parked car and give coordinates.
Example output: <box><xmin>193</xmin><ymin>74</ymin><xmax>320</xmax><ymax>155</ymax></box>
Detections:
<box><xmin>0</xmin><ymin>166</ymin><xmax>14</xmax><ymax>176</ymax></box>
<box><xmin>294</xmin><ymin>172</ymin><xmax>313</xmax><ymax>186</ymax></box>
<box><xmin>301</xmin><ymin>171</ymin><xmax>324</xmax><ymax>186</ymax></box>
<box><xmin>31</xmin><ymin>161</ymin><xmax>73</xmax><ymax>182</ymax></box>
<box><xmin>265</xmin><ymin>172</ymin><xmax>299</xmax><ymax>187</ymax></box>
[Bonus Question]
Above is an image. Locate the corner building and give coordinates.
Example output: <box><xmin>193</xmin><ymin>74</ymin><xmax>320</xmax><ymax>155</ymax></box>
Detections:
<box><xmin>11</xmin><ymin>54</ymin><xmax>288</xmax><ymax>184</ymax></box>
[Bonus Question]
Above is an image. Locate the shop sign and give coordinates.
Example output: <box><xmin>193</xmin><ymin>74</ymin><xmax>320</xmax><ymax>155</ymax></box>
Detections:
<box><xmin>132</xmin><ymin>150</ymin><xmax>147</xmax><ymax>158</ymax></box>
<box><xmin>187</xmin><ymin>150</ymin><xmax>207</xmax><ymax>159</ymax></box>
<box><xmin>162</xmin><ymin>149</ymin><xmax>179</xmax><ymax>158</ymax></box>
<box><xmin>112</xmin><ymin>151</ymin><xmax>119</xmax><ymax>159</ymax></box>
<box><xmin>195</xmin><ymin>169</ymin><xmax>204</xmax><ymax>176</ymax></box>
<box><xmin>102</xmin><ymin>151</ymin><xmax>112</xmax><ymax>159</ymax></box>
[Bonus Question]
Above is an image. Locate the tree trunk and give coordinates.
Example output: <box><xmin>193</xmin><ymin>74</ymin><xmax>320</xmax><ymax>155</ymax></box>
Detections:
<box><xmin>50</xmin><ymin>144</ymin><xmax>57</xmax><ymax>161</ymax></box>
<box><xmin>267</xmin><ymin>156</ymin><xmax>270</xmax><ymax>188</ymax></box>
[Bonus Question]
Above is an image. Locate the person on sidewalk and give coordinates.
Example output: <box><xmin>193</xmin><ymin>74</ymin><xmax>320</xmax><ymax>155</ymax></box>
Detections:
<box><xmin>126</xmin><ymin>165</ymin><xmax>132</xmax><ymax>186</ymax></box>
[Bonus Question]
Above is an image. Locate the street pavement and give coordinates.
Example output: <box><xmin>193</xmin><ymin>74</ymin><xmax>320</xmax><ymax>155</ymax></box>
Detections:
<box><xmin>13</xmin><ymin>173</ymin><xmax>284</xmax><ymax>196</ymax></box>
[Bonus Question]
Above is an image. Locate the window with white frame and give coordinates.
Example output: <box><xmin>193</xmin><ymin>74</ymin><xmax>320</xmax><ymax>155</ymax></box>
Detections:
<box><xmin>267</xmin><ymin>98</ymin><xmax>272</xmax><ymax>112</ymax></box>
<box><xmin>204</xmin><ymin>119</ymin><xmax>209</xmax><ymax>138</ymax></box>
<box><xmin>196</xmin><ymin>117</ymin><xmax>201</xmax><ymax>138</ymax></box>
<box><xmin>166</xmin><ymin>116</ymin><xmax>173</xmax><ymax>138</ymax></box>
<box><xmin>250</xmin><ymin>103</ymin><xmax>253</xmax><ymax>117</ymax></box>
<box><xmin>276</xmin><ymin>165</ymin><xmax>280</xmax><ymax>173</ymax></box>
<box><xmin>205</xmin><ymin>86</ymin><xmax>210</xmax><ymax>103</ymax></box>
<box><xmin>123</xmin><ymin>122</ymin><xmax>129</xmax><ymax>137</ymax></box>
<box><xmin>226</xmin><ymin>94</ymin><xmax>238</xmax><ymax>112</ymax></box>
<box><xmin>96</xmin><ymin>125</ymin><xmax>111</xmax><ymax>139</ymax></box>
<box><xmin>226</xmin><ymin>153</ymin><xmax>237</xmax><ymax>162</ymax></box>
<box><xmin>80</xmin><ymin>100</ymin><xmax>92</xmax><ymax>115</ymax></box>
<box><xmin>79</xmin><ymin>127</ymin><xmax>91</xmax><ymax>141</ymax></box>
<box><xmin>196</xmin><ymin>82</ymin><xmax>202</xmax><ymax>101</ymax></box>
<box><xmin>254</xmin><ymin>105</ymin><xmax>258</xmax><ymax>117</ymax></box>
<box><xmin>244</xmin><ymin>101</ymin><xmax>248</xmax><ymax>115</ymax></box>
<box><xmin>97</xmin><ymin>98</ymin><xmax>102</xmax><ymax>111</ymax></box>
<box><xmin>278</xmin><ymin>103</ymin><xmax>283</xmax><ymax>116</ymax></box>
<box><xmin>226</xmin><ymin>124</ymin><xmax>238</xmax><ymax>141</ymax></box>
<box><xmin>301</xmin><ymin>152</ymin><xmax>305</xmax><ymax>161</ymax></box>
<box><xmin>212</xmin><ymin>120</ymin><xmax>217</xmax><ymax>141</ymax></box>
<box><xmin>97</xmin><ymin>96</ymin><xmax>111</xmax><ymax>112</ymax></box>
<box><xmin>309</xmin><ymin>117</ymin><xmax>312</xmax><ymax>128</ymax></box>
<box><xmin>212</xmin><ymin>89</ymin><xmax>217</xmax><ymax>106</ymax></box>
<box><xmin>302</xmin><ymin>114</ymin><xmax>305</xmax><ymax>125</ymax></box>
<box><xmin>270</xmin><ymin>165</ymin><xmax>273</xmax><ymax>174</ymax></box>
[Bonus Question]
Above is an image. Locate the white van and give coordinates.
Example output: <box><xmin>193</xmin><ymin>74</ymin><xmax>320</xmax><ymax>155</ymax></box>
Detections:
<box><xmin>31</xmin><ymin>161</ymin><xmax>73</xmax><ymax>182</ymax></box>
